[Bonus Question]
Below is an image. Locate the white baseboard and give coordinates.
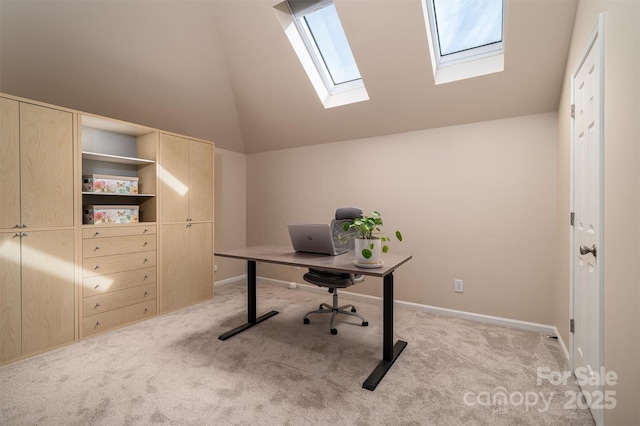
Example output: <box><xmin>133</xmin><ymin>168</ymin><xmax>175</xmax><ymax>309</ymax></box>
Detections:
<box><xmin>214</xmin><ymin>274</ymin><xmax>247</xmax><ymax>287</ymax></box>
<box><xmin>219</xmin><ymin>274</ymin><xmax>560</xmax><ymax>337</ymax></box>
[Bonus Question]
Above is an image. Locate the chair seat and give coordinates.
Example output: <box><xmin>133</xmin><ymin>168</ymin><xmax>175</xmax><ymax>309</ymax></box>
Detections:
<box><xmin>304</xmin><ymin>269</ymin><xmax>363</xmax><ymax>289</ymax></box>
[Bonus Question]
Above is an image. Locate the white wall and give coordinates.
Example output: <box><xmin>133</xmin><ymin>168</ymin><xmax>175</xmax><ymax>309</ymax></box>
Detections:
<box><xmin>246</xmin><ymin>113</ymin><xmax>558</xmax><ymax>325</ymax></box>
<box><xmin>213</xmin><ymin>148</ymin><xmax>247</xmax><ymax>282</ymax></box>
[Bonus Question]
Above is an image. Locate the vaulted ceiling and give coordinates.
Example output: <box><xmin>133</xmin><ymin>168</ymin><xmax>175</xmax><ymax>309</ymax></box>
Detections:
<box><xmin>0</xmin><ymin>0</ymin><xmax>577</xmax><ymax>153</ymax></box>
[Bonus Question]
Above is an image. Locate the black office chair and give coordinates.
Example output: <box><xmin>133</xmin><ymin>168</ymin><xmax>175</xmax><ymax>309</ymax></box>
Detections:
<box><xmin>303</xmin><ymin>207</ymin><xmax>368</xmax><ymax>335</ymax></box>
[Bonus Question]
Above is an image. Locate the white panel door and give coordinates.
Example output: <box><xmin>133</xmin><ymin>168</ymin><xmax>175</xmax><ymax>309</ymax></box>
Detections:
<box><xmin>571</xmin><ymin>14</ymin><xmax>604</xmax><ymax>425</ymax></box>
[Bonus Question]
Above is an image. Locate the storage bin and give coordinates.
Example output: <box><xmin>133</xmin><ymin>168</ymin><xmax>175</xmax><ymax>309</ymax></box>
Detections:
<box><xmin>82</xmin><ymin>174</ymin><xmax>139</xmax><ymax>194</ymax></box>
<box><xmin>83</xmin><ymin>205</ymin><xmax>139</xmax><ymax>224</ymax></box>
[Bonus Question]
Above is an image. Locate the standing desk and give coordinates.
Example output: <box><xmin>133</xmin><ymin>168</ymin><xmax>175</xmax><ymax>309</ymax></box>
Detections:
<box><xmin>214</xmin><ymin>245</ymin><xmax>412</xmax><ymax>391</ymax></box>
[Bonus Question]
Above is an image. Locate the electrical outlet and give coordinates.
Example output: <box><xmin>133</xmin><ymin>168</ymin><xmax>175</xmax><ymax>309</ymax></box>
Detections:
<box><xmin>454</xmin><ymin>279</ymin><xmax>464</xmax><ymax>293</ymax></box>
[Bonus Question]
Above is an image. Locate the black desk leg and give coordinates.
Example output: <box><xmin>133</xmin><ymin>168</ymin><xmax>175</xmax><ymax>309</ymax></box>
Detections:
<box><xmin>362</xmin><ymin>272</ymin><xmax>407</xmax><ymax>391</ymax></box>
<box><xmin>218</xmin><ymin>260</ymin><xmax>279</xmax><ymax>340</ymax></box>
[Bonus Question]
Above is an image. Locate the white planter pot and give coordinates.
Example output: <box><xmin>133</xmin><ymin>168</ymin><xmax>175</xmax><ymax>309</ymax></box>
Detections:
<box><xmin>355</xmin><ymin>238</ymin><xmax>381</xmax><ymax>264</ymax></box>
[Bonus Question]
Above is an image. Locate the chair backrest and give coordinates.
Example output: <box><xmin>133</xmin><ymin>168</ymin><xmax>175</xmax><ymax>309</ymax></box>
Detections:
<box><xmin>331</xmin><ymin>207</ymin><xmax>362</xmax><ymax>252</ymax></box>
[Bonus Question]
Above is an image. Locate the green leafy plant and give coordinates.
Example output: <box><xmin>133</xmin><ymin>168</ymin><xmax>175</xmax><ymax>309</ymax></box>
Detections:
<box><xmin>342</xmin><ymin>210</ymin><xmax>403</xmax><ymax>258</ymax></box>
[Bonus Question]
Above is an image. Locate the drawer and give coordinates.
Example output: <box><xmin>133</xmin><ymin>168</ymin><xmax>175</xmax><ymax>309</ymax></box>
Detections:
<box><xmin>83</xmin><ymin>234</ymin><xmax>157</xmax><ymax>258</ymax></box>
<box><xmin>83</xmin><ymin>283</ymin><xmax>157</xmax><ymax>316</ymax></box>
<box><xmin>83</xmin><ymin>224</ymin><xmax>156</xmax><ymax>239</ymax></box>
<box><xmin>83</xmin><ymin>299</ymin><xmax>157</xmax><ymax>337</ymax></box>
<box><xmin>83</xmin><ymin>267</ymin><xmax>156</xmax><ymax>297</ymax></box>
<box><xmin>83</xmin><ymin>251</ymin><xmax>156</xmax><ymax>277</ymax></box>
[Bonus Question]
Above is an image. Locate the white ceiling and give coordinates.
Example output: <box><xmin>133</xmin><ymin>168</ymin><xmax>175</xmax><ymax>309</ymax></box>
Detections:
<box><xmin>0</xmin><ymin>0</ymin><xmax>578</xmax><ymax>154</ymax></box>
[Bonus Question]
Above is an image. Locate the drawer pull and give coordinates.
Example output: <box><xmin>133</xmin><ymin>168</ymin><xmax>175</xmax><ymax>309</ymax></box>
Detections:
<box><xmin>143</xmin><ymin>229</ymin><xmax>148</xmax><ymax>233</ymax></box>
<box><xmin>94</xmin><ymin>284</ymin><xmax>101</xmax><ymax>289</ymax></box>
<box><xmin>14</xmin><ymin>224</ymin><xmax>20</xmax><ymax>228</ymax></box>
<box><xmin>143</xmin><ymin>242</ymin><xmax>148</xmax><ymax>247</ymax></box>
<box><xmin>95</xmin><ymin>303</ymin><xmax>101</xmax><ymax>308</ymax></box>
<box><xmin>21</xmin><ymin>224</ymin><xmax>27</xmax><ymax>228</ymax></box>
<box><xmin>144</xmin><ymin>308</ymin><xmax>149</xmax><ymax>313</ymax></box>
<box><xmin>94</xmin><ymin>265</ymin><xmax>100</xmax><ymax>270</ymax></box>
<box><xmin>143</xmin><ymin>258</ymin><xmax>149</xmax><ymax>263</ymax></box>
<box><xmin>95</xmin><ymin>321</ymin><xmax>101</xmax><ymax>327</ymax></box>
<box><xmin>13</xmin><ymin>233</ymin><xmax>20</xmax><ymax>238</ymax></box>
<box><xmin>144</xmin><ymin>291</ymin><xmax>149</xmax><ymax>296</ymax></box>
<box><xmin>93</xmin><ymin>232</ymin><xmax>100</xmax><ymax>237</ymax></box>
<box><xmin>144</xmin><ymin>275</ymin><xmax>149</xmax><ymax>280</ymax></box>
<box><xmin>94</xmin><ymin>246</ymin><xmax>100</xmax><ymax>251</ymax></box>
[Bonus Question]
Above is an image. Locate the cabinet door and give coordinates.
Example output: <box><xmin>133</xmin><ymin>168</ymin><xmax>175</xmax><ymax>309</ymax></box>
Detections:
<box><xmin>188</xmin><ymin>222</ymin><xmax>213</xmax><ymax>304</ymax></box>
<box><xmin>160</xmin><ymin>223</ymin><xmax>190</xmax><ymax>312</ymax></box>
<box><xmin>188</xmin><ymin>140</ymin><xmax>214</xmax><ymax>222</ymax></box>
<box><xmin>159</xmin><ymin>134</ymin><xmax>189</xmax><ymax>223</ymax></box>
<box><xmin>20</xmin><ymin>103</ymin><xmax>73</xmax><ymax>228</ymax></box>
<box><xmin>0</xmin><ymin>98</ymin><xmax>20</xmax><ymax>230</ymax></box>
<box><xmin>21</xmin><ymin>229</ymin><xmax>75</xmax><ymax>356</ymax></box>
<box><xmin>0</xmin><ymin>232</ymin><xmax>21</xmax><ymax>364</ymax></box>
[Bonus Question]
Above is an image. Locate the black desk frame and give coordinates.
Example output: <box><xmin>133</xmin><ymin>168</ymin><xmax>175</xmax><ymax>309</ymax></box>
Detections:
<box><xmin>216</xmin><ymin>248</ymin><xmax>410</xmax><ymax>391</ymax></box>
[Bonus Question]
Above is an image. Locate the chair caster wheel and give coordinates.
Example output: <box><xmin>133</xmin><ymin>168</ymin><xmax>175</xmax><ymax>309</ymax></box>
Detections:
<box><xmin>362</xmin><ymin>321</ymin><xmax>369</xmax><ymax>327</ymax></box>
<box><xmin>331</xmin><ymin>328</ymin><xmax>338</xmax><ymax>335</ymax></box>
<box><xmin>351</xmin><ymin>307</ymin><xmax>357</xmax><ymax>313</ymax></box>
<box><xmin>304</xmin><ymin>318</ymin><xmax>310</xmax><ymax>324</ymax></box>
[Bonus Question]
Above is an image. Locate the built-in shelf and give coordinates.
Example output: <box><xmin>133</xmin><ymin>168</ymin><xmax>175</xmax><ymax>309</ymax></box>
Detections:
<box><xmin>82</xmin><ymin>151</ymin><xmax>155</xmax><ymax>165</ymax></box>
<box><xmin>82</xmin><ymin>192</ymin><xmax>155</xmax><ymax>197</ymax></box>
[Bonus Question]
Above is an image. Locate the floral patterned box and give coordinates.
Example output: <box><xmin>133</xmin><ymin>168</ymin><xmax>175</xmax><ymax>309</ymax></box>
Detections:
<box><xmin>83</xmin><ymin>205</ymin><xmax>139</xmax><ymax>225</ymax></box>
<box><xmin>82</xmin><ymin>174</ymin><xmax>139</xmax><ymax>194</ymax></box>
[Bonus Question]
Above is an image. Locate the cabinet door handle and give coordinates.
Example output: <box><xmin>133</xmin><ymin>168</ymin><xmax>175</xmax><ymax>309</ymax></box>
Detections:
<box><xmin>21</xmin><ymin>224</ymin><xmax>27</xmax><ymax>228</ymax></box>
<box><xmin>13</xmin><ymin>233</ymin><xmax>21</xmax><ymax>238</ymax></box>
<box><xmin>14</xmin><ymin>224</ymin><xmax>20</xmax><ymax>228</ymax></box>
<box><xmin>21</xmin><ymin>233</ymin><xmax>27</xmax><ymax>237</ymax></box>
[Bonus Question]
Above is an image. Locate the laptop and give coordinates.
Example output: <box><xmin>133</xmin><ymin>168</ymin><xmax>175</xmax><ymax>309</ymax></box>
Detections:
<box><xmin>287</xmin><ymin>223</ymin><xmax>348</xmax><ymax>256</ymax></box>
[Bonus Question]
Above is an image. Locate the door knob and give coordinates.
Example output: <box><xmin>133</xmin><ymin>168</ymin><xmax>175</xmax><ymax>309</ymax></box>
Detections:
<box><xmin>580</xmin><ymin>244</ymin><xmax>597</xmax><ymax>257</ymax></box>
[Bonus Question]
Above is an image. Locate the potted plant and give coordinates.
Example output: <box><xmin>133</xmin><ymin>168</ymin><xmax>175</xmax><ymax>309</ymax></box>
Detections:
<box><xmin>342</xmin><ymin>210</ymin><xmax>402</xmax><ymax>265</ymax></box>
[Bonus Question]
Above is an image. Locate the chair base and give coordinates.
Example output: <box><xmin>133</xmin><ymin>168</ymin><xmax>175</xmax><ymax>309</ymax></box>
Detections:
<box><xmin>303</xmin><ymin>289</ymin><xmax>368</xmax><ymax>335</ymax></box>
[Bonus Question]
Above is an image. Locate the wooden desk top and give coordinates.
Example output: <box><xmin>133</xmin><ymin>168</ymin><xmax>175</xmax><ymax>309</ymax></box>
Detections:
<box><xmin>215</xmin><ymin>245</ymin><xmax>412</xmax><ymax>277</ymax></box>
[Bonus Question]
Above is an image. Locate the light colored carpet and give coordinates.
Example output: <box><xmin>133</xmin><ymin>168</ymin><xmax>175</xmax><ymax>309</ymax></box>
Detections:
<box><xmin>0</xmin><ymin>281</ymin><xmax>594</xmax><ymax>425</ymax></box>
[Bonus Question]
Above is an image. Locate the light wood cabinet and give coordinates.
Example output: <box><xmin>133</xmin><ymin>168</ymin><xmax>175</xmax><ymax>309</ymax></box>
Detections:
<box><xmin>161</xmin><ymin>222</ymin><xmax>213</xmax><ymax>312</ymax></box>
<box><xmin>81</xmin><ymin>224</ymin><xmax>157</xmax><ymax>337</ymax></box>
<box><xmin>1</xmin><ymin>229</ymin><xmax>75</xmax><ymax>361</ymax></box>
<box><xmin>21</xmin><ymin>230</ymin><xmax>75</xmax><ymax>356</ymax></box>
<box><xmin>0</xmin><ymin>232</ymin><xmax>21</xmax><ymax>364</ymax></box>
<box><xmin>159</xmin><ymin>134</ymin><xmax>213</xmax><ymax>223</ymax></box>
<box><xmin>159</xmin><ymin>133</ymin><xmax>214</xmax><ymax>313</ymax></box>
<box><xmin>0</xmin><ymin>97</ymin><xmax>20</xmax><ymax>230</ymax></box>
<box><xmin>1</xmin><ymin>98</ymin><xmax>73</xmax><ymax>230</ymax></box>
<box><xmin>20</xmin><ymin>103</ymin><xmax>74</xmax><ymax>228</ymax></box>
<box><xmin>0</xmin><ymin>97</ymin><xmax>75</xmax><ymax>365</ymax></box>
<box><xmin>0</xmin><ymin>93</ymin><xmax>216</xmax><ymax>365</ymax></box>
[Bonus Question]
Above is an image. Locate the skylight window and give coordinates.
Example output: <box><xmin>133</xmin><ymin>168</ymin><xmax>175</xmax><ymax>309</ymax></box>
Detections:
<box><xmin>422</xmin><ymin>0</ymin><xmax>505</xmax><ymax>84</ymax></box>
<box><xmin>274</xmin><ymin>0</ymin><xmax>369</xmax><ymax>108</ymax></box>
<box><xmin>302</xmin><ymin>5</ymin><xmax>361</xmax><ymax>86</ymax></box>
